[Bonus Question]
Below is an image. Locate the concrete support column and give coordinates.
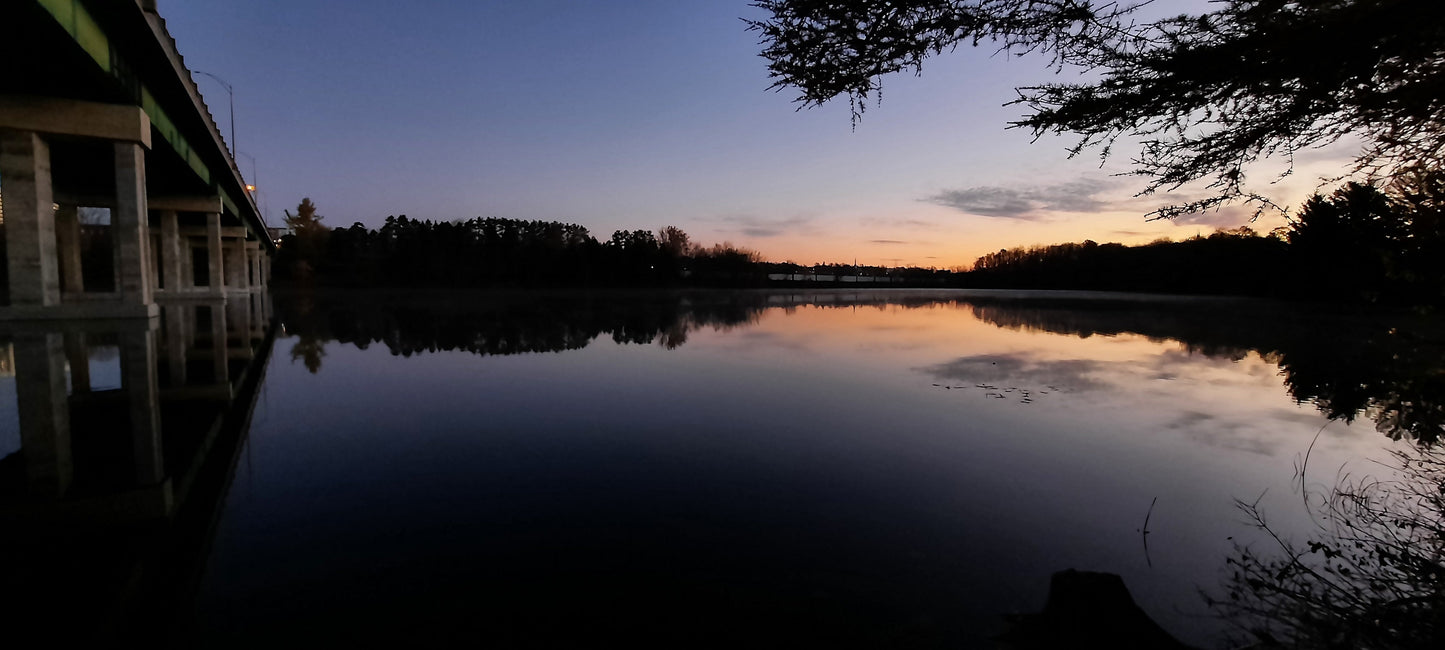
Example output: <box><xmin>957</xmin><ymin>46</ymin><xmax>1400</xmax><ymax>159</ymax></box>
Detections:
<box><xmin>159</xmin><ymin>210</ymin><xmax>182</xmax><ymax>293</ymax></box>
<box><xmin>55</xmin><ymin>205</ymin><xmax>84</xmax><ymax>294</ymax></box>
<box><xmin>147</xmin><ymin>231</ymin><xmax>160</xmax><ymax>294</ymax></box>
<box><xmin>120</xmin><ymin>327</ymin><xmax>163</xmax><ymax>485</ymax></box>
<box><xmin>249</xmin><ymin>292</ymin><xmax>262</xmax><ymax>337</ymax></box>
<box><xmin>258</xmin><ymin>287</ymin><xmax>271</xmax><ymax>323</ymax></box>
<box><xmin>226</xmin><ymin>293</ymin><xmax>251</xmax><ymax>349</ymax></box>
<box><xmin>163</xmin><ymin>303</ymin><xmax>188</xmax><ymax>387</ymax></box>
<box><xmin>208</xmin><ymin>302</ymin><xmax>229</xmax><ymax>383</ymax></box>
<box><xmin>180</xmin><ymin>241</ymin><xmax>194</xmax><ymax>290</ymax></box>
<box><xmin>226</xmin><ymin>238</ymin><xmax>249</xmax><ymax>290</ymax></box>
<box><xmin>13</xmin><ymin>333</ymin><xmax>72</xmax><ymax>497</ymax></box>
<box><xmin>246</xmin><ymin>241</ymin><xmax>262</xmax><ymax>288</ymax></box>
<box><xmin>206</xmin><ymin>213</ymin><xmax>223</xmax><ymax>289</ymax></box>
<box><xmin>63</xmin><ymin>331</ymin><xmax>90</xmax><ymax>394</ymax></box>
<box><xmin>0</xmin><ymin>130</ymin><xmax>60</xmax><ymax>307</ymax></box>
<box><xmin>113</xmin><ymin>142</ymin><xmax>153</xmax><ymax>305</ymax></box>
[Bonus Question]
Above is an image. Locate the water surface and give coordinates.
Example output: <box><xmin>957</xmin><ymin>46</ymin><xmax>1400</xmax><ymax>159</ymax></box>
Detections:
<box><xmin>4</xmin><ymin>289</ymin><xmax>1439</xmax><ymax>647</ymax></box>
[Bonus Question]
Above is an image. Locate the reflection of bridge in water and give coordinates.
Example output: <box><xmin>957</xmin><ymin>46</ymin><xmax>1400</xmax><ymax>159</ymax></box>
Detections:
<box><xmin>0</xmin><ymin>3</ymin><xmax>279</xmax><ymax>640</ymax></box>
<box><xmin>0</xmin><ymin>294</ymin><xmax>275</xmax><ymax>644</ymax></box>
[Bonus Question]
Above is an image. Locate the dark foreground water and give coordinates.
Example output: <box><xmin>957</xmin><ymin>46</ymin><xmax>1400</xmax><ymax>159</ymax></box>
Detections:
<box><xmin>2</xmin><ymin>289</ymin><xmax>1440</xmax><ymax>647</ymax></box>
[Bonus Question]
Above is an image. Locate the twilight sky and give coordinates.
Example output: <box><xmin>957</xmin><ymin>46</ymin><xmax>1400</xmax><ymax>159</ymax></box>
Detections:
<box><xmin>163</xmin><ymin>0</ymin><xmax>1356</xmax><ymax>268</ymax></box>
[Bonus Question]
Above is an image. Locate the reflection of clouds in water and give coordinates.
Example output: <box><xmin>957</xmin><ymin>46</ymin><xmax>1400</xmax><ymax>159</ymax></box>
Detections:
<box><xmin>863</xmin><ymin>324</ymin><xmax>932</xmax><ymax>332</ymax></box>
<box><xmin>1165</xmin><ymin>410</ymin><xmax>1280</xmax><ymax>456</ymax></box>
<box><xmin>856</xmin><ymin>341</ymin><xmax>932</xmax><ymax>353</ymax></box>
<box><xmin>1163</xmin><ymin>408</ymin><xmax>1353</xmax><ymax>457</ymax></box>
<box><xmin>921</xmin><ymin>353</ymin><xmax>1110</xmax><ymax>392</ymax></box>
<box><xmin>723</xmin><ymin>330</ymin><xmax>816</xmax><ymax>355</ymax></box>
<box><xmin>1138</xmin><ymin>346</ymin><xmax>1282</xmax><ymax>390</ymax></box>
<box><xmin>921</xmin><ymin>347</ymin><xmax>1342</xmax><ymax>458</ymax></box>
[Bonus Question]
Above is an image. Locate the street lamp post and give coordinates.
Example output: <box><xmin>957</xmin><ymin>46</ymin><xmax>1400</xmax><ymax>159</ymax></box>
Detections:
<box><xmin>236</xmin><ymin>150</ymin><xmax>268</xmax><ymax>226</ymax></box>
<box><xmin>236</xmin><ymin>150</ymin><xmax>258</xmax><ymax>188</ymax></box>
<box><xmin>190</xmin><ymin>69</ymin><xmax>235</xmax><ymax>155</ymax></box>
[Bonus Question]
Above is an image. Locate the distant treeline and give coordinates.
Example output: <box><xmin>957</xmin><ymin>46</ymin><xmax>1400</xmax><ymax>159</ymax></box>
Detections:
<box><xmin>275</xmin><ymin>173</ymin><xmax>1442</xmax><ymax>305</ymax></box>
<box><xmin>961</xmin><ymin>176</ymin><xmax>1444</xmax><ymax>306</ymax></box>
<box><xmin>275</xmin><ymin>213</ymin><xmax>953</xmax><ymax>289</ymax></box>
<box><xmin>276</xmin><ymin>214</ymin><xmax>762</xmax><ymax>287</ymax></box>
<box><xmin>961</xmin><ymin>227</ymin><xmax>1289</xmax><ymax>296</ymax></box>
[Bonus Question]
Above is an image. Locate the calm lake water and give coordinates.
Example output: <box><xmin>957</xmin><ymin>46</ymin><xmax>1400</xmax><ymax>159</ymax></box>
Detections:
<box><xmin>2</xmin><ymin>289</ymin><xmax>1439</xmax><ymax>647</ymax></box>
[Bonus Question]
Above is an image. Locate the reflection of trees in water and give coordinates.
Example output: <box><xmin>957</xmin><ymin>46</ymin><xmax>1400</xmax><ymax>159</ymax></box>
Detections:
<box><xmin>275</xmin><ymin>292</ymin><xmax>771</xmax><ymax>368</ymax></box>
<box><xmin>271</xmin><ymin>290</ymin><xmax>1444</xmax><ymax>645</ymax></box>
<box><xmin>961</xmin><ymin>297</ymin><xmax>1445</xmax><ymax>646</ymax></box>
<box><xmin>289</xmin><ymin>335</ymin><xmax>326</xmax><ymax>374</ymax></box>
<box><xmin>278</xmin><ymin>291</ymin><xmax>1444</xmax><ymax>444</ymax></box>
<box><xmin>963</xmin><ymin>297</ymin><xmax>1445</xmax><ymax>445</ymax></box>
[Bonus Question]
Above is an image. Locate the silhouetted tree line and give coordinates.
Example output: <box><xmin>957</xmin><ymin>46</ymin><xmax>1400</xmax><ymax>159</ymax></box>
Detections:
<box><xmin>275</xmin><ymin>170</ymin><xmax>1443</xmax><ymax>302</ymax></box>
<box><xmin>962</xmin><ymin>173</ymin><xmax>1445</xmax><ymax>306</ymax></box>
<box><xmin>273</xmin><ymin>209</ymin><xmax>785</xmax><ymax>288</ymax></box>
<box><xmin>962</xmin><ymin>227</ymin><xmax>1289</xmax><ymax>297</ymax></box>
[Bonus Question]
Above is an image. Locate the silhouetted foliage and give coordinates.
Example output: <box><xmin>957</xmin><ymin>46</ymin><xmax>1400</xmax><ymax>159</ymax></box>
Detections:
<box><xmin>748</xmin><ymin>0</ymin><xmax>1445</xmax><ymax>217</ymax></box>
<box><xmin>275</xmin><ymin>198</ymin><xmax>329</xmax><ymax>283</ymax></box>
<box><xmin>958</xmin><ymin>173</ymin><xmax>1445</xmax><ymax>306</ymax></box>
<box><xmin>1287</xmin><ymin>169</ymin><xmax>1445</xmax><ymax>304</ymax></box>
<box><xmin>962</xmin><ymin>227</ymin><xmax>1292</xmax><ymax>297</ymax></box>
<box><xmin>1209</xmin><ymin>444</ymin><xmax>1445</xmax><ymax>649</ymax></box>
<box><xmin>278</xmin><ymin>216</ymin><xmax>781</xmax><ymax>288</ymax></box>
<box><xmin>277</xmin><ymin>173</ymin><xmax>1445</xmax><ymax>300</ymax></box>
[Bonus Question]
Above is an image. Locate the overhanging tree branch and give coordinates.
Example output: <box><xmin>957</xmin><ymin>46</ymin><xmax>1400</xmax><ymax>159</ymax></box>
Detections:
<box><xmin>747</xmin><ymin>0</ymin><xmax>1445</xmax><ymax>218</ymax></box>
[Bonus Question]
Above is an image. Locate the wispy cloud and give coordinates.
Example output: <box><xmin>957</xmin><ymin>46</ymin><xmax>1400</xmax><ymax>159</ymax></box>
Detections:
<box><xmin>717</xmin><ymin>214</ymin><xmax>814</xmax><ymax>238</ymax></box>
<box><xmin>1170</xmin><ymin>206</ymin><xmax>1252</xmax><ymax>229</ymax></box>
<box><xmin>869</xmin><ymin>239</ymin><xmax>908</xmax><ymax>245</ymax></box>
<box><xmin>924</xmin><ymin>177</ymin><xmax>1120</xmax><ymax>220</ymax></box>
<box><xmin>859</xmin><ymin>216</ymin><xmax>940</xmax><ymax>230</ymax></box>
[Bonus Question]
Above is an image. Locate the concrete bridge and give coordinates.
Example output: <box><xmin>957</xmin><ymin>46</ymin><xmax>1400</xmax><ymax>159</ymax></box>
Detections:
<box><xmin>0</xmin><ymin>0</ymin><xmax>272</xmax><ymax>320</ymax></box>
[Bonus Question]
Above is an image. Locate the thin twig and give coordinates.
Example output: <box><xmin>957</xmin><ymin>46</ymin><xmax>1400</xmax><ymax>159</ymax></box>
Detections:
<box><xmin>1141</xmin><ymin>496</ymin><xmax>1157</xmax><ymax>568</ymax></box>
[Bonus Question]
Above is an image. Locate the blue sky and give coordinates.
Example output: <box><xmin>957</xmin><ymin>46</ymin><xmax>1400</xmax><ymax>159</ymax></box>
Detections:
<box><xmin>162</xmin><ymin>1</ymin><xmax>1348</xmax><ymax>267</ymax></box>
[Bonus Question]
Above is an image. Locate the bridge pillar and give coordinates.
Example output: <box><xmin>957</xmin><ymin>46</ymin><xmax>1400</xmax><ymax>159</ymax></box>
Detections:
<box><xmin>163</xmin><ymin>301</ymin><xmax>189</xmax><ymax>386</ymax></box>
<box><xmin>207</xmin><ymin>300</ymin><xmax>230</xmax><ymax>384</ymax></box>
<box><xmin>12</xmin><ymin>332</ymin><xmax>73</xmax><ymax>497</ymax></box>
<box><xmin>158</xmin><ymin>210</ymin><xmax>182</xmax><ymax>293</ymax></box>
<box><xmin>121</xmin><ymin>326</ymin><xmax>164</xmax><ymax>485</ymax></box>
<box><xmin>0</xmin><ymin>99</ymin><xmax>157</xmax><ymax>318</ymax></box>
<box><xmin>246</xmin><ymin>240</ymin><xmax>262</xmax><ymax>288</ymax></box>
<box><xmin>64</xmin><ymin>331</ymin><xmax>90</xmax><ymax>395</ymax></box>
<box><xmin>180</xmin><ymin>240</ymin><xmax>194</xmax><ymax>290</ymax></box>
<box><xmin>0</xmin><ymin>130</ymin><xmax>61</xmax><ymax>308</ymax></box>
<box><xmin>224</xmin><ymin>237</ymin><xmax>248</xmax><ymax>291</ymax></box>
<box><xmin>225</xmin><ymin>292</ymin><xmax>252</xmax><ymax>357</ymax></box>
<box><xmin>114</xmin><ymin>142</ymin><xmax>154</xmax><ymax>307</ymax></box>
<box><xmin>206</xmin><ymin>212</ymin><xmax>224</xmax><ymax>292</ymax></box>
<box><xmin>55</xmin><ymin>204</ymin><xmax>85</xmax><ymax>294</ymax></box>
